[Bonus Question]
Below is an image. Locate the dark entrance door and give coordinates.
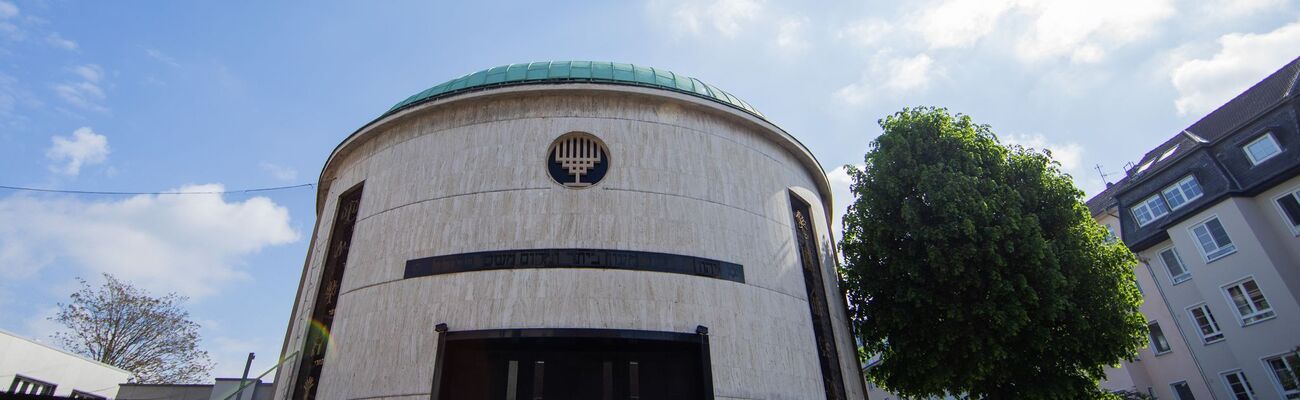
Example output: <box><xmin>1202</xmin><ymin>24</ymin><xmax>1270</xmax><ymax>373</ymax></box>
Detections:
<box><xmin>436</xmin><ymin>329</ymin><xmax>711</xmax><ymax>400</ymax></box>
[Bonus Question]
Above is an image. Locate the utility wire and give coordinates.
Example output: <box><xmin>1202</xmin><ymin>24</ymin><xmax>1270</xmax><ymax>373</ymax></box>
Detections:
<box><xmin>0</xmin><ymin>183</ymin><xmax>314</xmax><ymax>196</ymax></box>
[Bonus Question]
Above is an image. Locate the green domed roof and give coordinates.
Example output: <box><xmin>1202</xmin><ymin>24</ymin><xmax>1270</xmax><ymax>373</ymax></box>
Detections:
<box><xmin>384</xmin><ymin>61</ymin><xmax>766</xmax><ymax>121</ymax></box>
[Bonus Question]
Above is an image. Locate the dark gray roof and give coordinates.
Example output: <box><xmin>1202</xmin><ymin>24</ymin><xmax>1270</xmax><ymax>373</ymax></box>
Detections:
<box><xmin>1086</xmin><ymin>56</ymin><xmax>1300</xmax><ymax>214</ymax></box>
<box><xmin>1185</xmin><ymin>56</ymin><xmax>1300</xmax><ymax>142</ymax></box>
<box><xmin>1086</xmin><ymin>176</ymin><xmax>1129</xmax><ymax>216</ymax></box>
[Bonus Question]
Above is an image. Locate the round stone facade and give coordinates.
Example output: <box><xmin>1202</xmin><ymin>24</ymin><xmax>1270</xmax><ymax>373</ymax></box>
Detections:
<box><xmin>275</xmin><ymin>75</ymin><xmax>865</xmax><ymax>399</ymax></box>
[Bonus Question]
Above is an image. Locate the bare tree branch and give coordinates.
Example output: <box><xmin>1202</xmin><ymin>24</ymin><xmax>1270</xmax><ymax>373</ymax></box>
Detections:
<box><xmin>50</xmin><ymin>274</ymin><xmax>213</xmax><ymax>384</ymax></box>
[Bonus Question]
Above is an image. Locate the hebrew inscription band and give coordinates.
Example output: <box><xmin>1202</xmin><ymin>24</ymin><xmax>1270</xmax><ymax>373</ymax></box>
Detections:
<box><xmin>404</xmin><ymin>249</ymin><xmax>745</xmax><ymax>283</ymax></box>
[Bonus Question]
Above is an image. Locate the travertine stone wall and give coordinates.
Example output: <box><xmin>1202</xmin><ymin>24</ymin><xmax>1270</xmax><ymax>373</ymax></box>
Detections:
<box><xmin>275</xmin><ymin>84</ymin><xmax>866</xmax><ymax>399</ymax></box>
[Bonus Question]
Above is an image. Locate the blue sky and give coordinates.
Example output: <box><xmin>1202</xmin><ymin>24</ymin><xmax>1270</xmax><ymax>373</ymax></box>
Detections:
<box><xmin>1</xmin><ymin>0</ymin><xmax>1298</xmax><ymax>380</ymax></box>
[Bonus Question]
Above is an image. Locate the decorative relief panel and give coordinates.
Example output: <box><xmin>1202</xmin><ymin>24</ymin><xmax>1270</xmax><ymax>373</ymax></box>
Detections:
<box><xmin>292</xmin><ymin>184</ymin><xmax>363</xmax><ymax>400</ymax></box>
<box><xmin>547</xmin><ymin>132</ymin><xmax>609</xmax><ymax>188</ymax></box>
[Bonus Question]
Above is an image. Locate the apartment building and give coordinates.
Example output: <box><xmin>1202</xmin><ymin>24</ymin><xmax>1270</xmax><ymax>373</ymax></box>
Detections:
<box><xmin>1090</xmin><ymin>57</ymin><xmax>1300</xmax><ymax>400</ymax></box>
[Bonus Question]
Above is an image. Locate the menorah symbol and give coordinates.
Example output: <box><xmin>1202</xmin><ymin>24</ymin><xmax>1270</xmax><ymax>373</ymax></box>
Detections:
<box><xmin>553</xmin><ymin>136</ymin><xmax>604</xmax><ymax>187</ymax></box>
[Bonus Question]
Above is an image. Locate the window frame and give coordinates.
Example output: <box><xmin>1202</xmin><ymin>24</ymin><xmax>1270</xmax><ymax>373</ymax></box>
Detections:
<box><xmin>1185</xmin><ymin>303</ymin><xmax>1224</xmax><ymax>344</ymax></box>
<box><xmin>1221</xmin><ymin>276</ymin><xmax>1276</xmax><ymax>326</ymax></box>
<box><xmin>8</xmin><ymin>375</ymin><xmax>56</xmax><ymax>395</ymax></box>
<box><xmin>1170</xmin><ymin>380</ymin><xmax>1196</xmax><ymax>400</ymax></box>
<box><xmin>1148</xmin><ymin>321</ymin><xmax>1173</xmax><ymax>355</ymax></box>
<box><xmin>1133</xmin><ymin>194</ymin><xmax>1171</xmax><ymax>227</ymax></box>
<box><xmin>1261</xmin><ymin>351</ymin><xmax>1300</xmax><ymax>400</ymax></box>
<box><xmin>1220</xmin><ymin>369</ymin><xmax>1257</xmax><ymax>400</ymax></box>
<box><xmin>1162</xmin><ymin>175</ymin><xmax>1204</xmax><ymax>211</ymax></box>
<box><xmin>1189</xmin><ymin>215</ymin><xmax>1237</xmax><ymax>262</ymax></box>
<box><xmin>1273</xmin><ymin>186</ymin><xmax>1300</xmax><ymax>236</ymax></box>
<box><xmin>1159</xmin><ymin>246</ymin><xmax>1192</xmax><ymax>285</ymax></box>
<box><xmin>1243</xmin><ymin>132</ymin><xmax>1282</xmax><ymax>166</ymax></box>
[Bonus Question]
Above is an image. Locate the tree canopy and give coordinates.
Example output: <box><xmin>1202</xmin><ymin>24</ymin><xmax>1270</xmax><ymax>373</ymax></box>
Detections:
<box><xmin>840</xmin><ymin>107</ymin><xmax>1146</xmax><ymax>399</ymax></box>
<box><xmin>51</xmin><ymin>274</ymin><xmax>213</xmax><ymax>383</ymax></box>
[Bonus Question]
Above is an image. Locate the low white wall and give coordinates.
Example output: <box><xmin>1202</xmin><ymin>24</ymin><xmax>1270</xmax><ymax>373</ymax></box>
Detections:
<box><xmin>0</xmin><ymin>329</ymin><xmax>132</xmax><ymax>398</ymax></box>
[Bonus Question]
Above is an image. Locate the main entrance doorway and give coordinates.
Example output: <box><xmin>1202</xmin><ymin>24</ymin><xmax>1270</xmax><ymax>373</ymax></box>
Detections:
<box><xmin>434</xmin><ymin>328</ymin><xmax>712</xmax><ymax>400</ymax></box>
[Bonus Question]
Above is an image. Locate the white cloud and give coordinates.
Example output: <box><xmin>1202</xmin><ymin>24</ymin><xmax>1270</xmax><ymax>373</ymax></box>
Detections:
<box><xmin>1014</xmin><ymin>0</ymin><xmax>1175</xmax><ymax>63</ymax></box>
<box><xmin>903</xmin><ymin>0</ymin><xmax>1175</xmax><ymax>64</ymax></box>
<box><xmin>46</xmin><ymin>33</ymin><xmax>77</xmax><ymax>51</ymax></box>
<box><xmin>837</xmin><ymin>18</ymin><xmax>893</xmax><ymax>48</ymax></box>
<box><xmin>258</xmin><ymin>162</ymin><xmax>298</xmax><ymax>182</ymax></box>
<box><xmin>144</xmin><ymin>48</ymin><xmax>180</xmax><ymax>67</ymax></box>
<box><xmin>887</xmin><ymin>54</ymin><xmax>937</xmax><ymax>92</ymax></box>
<box><xmin>0</xmin><ymin>1</ymin><xmax>18</xmax><ymax>42</ymax></box>
<box><xmin>912</xmin><ymin>0</ymin><xmax>1016</xmax><ymax>49</ymax></box>
<box><xmin>0</xmin><ymin>184</ymin><xmax>299</xmax><ymax>299</ymax></box>
<box><xmin>1003</xmin><ymin>133</ymin><xmax>1083</xmax><ymax>171</ymax></box>
<box><xmin>1171</xmin><ymin>21</ymin><xmax>1300</xmax><ymax>116</ymax></box>
<box><xmin>827</xmin><ymin>164</ymin><xmax>861</xmax><ymax>243</ymax></box>
<box><xmin>835</xmin><ymin>53</ymin><xmax>940</xmax><ymax>105</ymax></box>
<box><xmin>669</xmin><ymin>0</ymin><xmax>763</xmax><ymax>38</ymax></box>
<box><xmin>54</xmin><ymin>81</ymin><xmax>105</xmax><ymax>108</ymax></box>
<box><xmin>0</xmin><ymin>1</ymin><xmax>17</xmax><ymax>19</ymax></box>
<box><xmin>1070</xmin><ymin>44</ymin><xmax>1105</xmax><ymax>64</ymax></box>
<box><xmin>46</xmin><ymin>127</ymin><xmax>110</xmax><ymax>175</ymax></box>
<box><xmin>775</xmin><ymin>16</ymin><xmax>808</xmax><ymax>52</ymax></box>
<box><xmin>1199</xmin><ymin>0</ymin><xmax>1283</xmax><ymax>18</ymax></box>
<box><xmin>54</xmin><ymin>66</ymin><xmax>108</xmax><ymax>111</ymax></box>
<box><xmin>71</xmin><ymin>64</ymin><xmax>103</xmax><ymax>82</ymax></box>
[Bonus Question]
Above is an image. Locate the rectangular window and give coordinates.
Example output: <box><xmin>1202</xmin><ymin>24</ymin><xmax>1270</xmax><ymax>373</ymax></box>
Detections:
<box><xmin>1276</xmin><ymin>189</ymin><xmax>1300</xmax><ymax>234</ymax></box>
<box><xmin>1186</xmin><ymin>304</ymin><xmax>1223</xmax><ymax>343</ymax></box>
<box><xmin>1160</xmin><ymin>248</ymin><xmax>1191</xmax><ymax>284</ymax></box>
<box><xmin>1223</xmin><ymin>279</ymin><xmax>1275</xmax><ymax>325</ymax></box>
<box><xmin>8</xmin><ymin>375</ymin><xmax>56</xmax><ymax>395</ymax></box>
<box><xmin>1148</xmin><ymin>321</ymin><xmax>1172</xmax><ymax>354</ymax></box>
<box><xmin>1265</xmin><ymin>352</ymin><xmax>1300</xmax><ymax>399</ymax></box>
<box><xmin>1105</xmin><ymin>224</ymin><xmax>1119</xmax><ymax>243</ymax></box>
<box><xmin>1222</xmin><ymin>370</ymin><xmax>1256</xmax><ymax>400</ymax></box>
<box><xmin>1244</xmin><ymin>133</ymin><xmax>1282</xmax><ymax>165</ymax></box>
<box><xmin>1133</xmin><ymin>195</ymin><xmax>1171</xmax><ymax>226</ymax></box>
<box><xmin>1190</xmin><ymin>217</ymin><xmax>1236</xmax><ymax>261</ymax></box>
<box><xmin>1172</xmin><ymin>381</ymin><xmax>1196</xmax><ymax>400</ymax></box>
<box><xmin>1163</xmin><ymin>175</ymin><xmax>1204</xmax><ymax>210</ymax></box>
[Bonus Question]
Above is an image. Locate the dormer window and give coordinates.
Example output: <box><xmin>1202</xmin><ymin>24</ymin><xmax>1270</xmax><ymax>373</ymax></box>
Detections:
<box><xmin>1243</xmin><ymin>133</ymin><xmax>1281</xmax><ymax>165</ymax></box>
<box><xmin>1136</xmin><ymin>160</ymin><xmax>1154</xmax><ymax>173</ymax></box>
<box><xmin>1162</xmin><ymin>175</ymin><xmax>1203</xmax><ymax>210</ymax></box>
<box><xmin>1133</xmin><ymin>195</ymin><xmax>1170</xmax><ymax>226</ymax></box>
<box><xmin>1158</xmin><ymin>145</ymin><xmax>1179</xmax><ymax>162</ymax></box>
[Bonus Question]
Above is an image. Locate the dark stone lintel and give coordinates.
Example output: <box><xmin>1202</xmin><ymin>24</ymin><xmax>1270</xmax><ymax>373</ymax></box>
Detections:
<box><xmin>403</xmin><ymin>248</ymin><xmax>744</xmax><ymax>283</ymax></box>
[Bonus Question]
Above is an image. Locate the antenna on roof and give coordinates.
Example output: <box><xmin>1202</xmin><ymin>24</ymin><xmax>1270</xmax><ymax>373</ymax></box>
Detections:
<box><xmin>1094</xmin><ymin>163</ymin><xmax>1116</xmax><ymax>186</ymax></box>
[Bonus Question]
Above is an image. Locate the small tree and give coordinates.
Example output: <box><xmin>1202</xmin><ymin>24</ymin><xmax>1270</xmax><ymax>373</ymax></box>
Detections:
<box><xmin>840</xmin><ymin>107</ymin><xmax>1146</xmax><ymax>399</ymax></box>
<box><xmin>51</xmin><ymin>274</ymin><xmax>213</xmax><ymax>383</ymax></box>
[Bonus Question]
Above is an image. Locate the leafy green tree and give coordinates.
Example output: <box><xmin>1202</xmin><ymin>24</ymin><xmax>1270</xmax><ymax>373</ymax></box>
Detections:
<box><xmin>839</xmin><ymin>107</ymin><xmax>1146</xmax><ymax>399</ymax></box>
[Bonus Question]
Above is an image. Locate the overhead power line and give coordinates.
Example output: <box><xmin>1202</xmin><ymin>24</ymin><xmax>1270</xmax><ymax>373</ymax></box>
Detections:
<box><xmin>0</xmin><ymin>183</ymin><xmax>314</xmax><ymax>196</ymax></box>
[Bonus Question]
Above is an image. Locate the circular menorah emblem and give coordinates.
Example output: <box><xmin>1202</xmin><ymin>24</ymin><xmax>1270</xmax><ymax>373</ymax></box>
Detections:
<box><xmin>546</xmin><ymin>132</ymin><xmax>609</xmax><ymax>189</ymax></box>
